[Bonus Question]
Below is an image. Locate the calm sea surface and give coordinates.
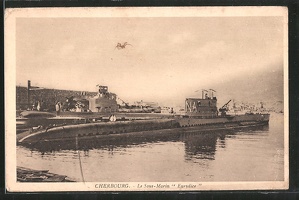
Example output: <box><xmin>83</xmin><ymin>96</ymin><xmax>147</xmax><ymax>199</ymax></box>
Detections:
<box><xmin>17</xmin><ymin>113</ymin><xmax>285</xmax><ymax>182</ymax></box>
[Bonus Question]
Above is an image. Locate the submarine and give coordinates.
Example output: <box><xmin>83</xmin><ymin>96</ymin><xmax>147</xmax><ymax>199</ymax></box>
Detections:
<box><xmin>17</xmin><ymin>88</ymin><xmax>270</xmax><ymax>145</ymax></box>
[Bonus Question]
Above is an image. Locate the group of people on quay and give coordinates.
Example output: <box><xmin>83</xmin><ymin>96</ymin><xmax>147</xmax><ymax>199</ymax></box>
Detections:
<box><xmin>31</xmin><ymin>100</ymin><xmax>44</xmax><ymax>112</ymax></box>
<box><xmin>30</xmin><ymin>96</ymin><xmax>88</xmax><ymax>116</ymax></box>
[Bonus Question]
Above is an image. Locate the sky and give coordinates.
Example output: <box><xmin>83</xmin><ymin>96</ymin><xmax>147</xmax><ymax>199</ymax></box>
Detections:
<box><xmin>16</xmin><ymin>16</ymin><xmax>285</xmax><ymax>106</ymax></box>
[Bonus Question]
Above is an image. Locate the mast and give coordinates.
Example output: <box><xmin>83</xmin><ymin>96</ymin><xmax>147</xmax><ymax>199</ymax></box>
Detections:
<box><xmin>27</xmin><ymin>80</ymin><xmax>31</xmax><ymax>108</ymax></box>
<box><xmin>209</xmin><ymin>89</ymin><xmax>216</xmax><ymax>99</ymax></box>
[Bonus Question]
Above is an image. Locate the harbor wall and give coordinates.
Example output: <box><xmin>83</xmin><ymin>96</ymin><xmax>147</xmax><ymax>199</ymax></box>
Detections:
<box><xmin>16</xmin><ymin>86</ymin><xmax>97</xmax><ymax>111</ymax></box>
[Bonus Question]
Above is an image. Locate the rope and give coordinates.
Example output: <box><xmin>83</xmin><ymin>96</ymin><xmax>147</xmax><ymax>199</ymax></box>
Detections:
<box><xmin>76</xmin><ymin>135</ymin><xmax>85</xmax><ymax>183</ymax></box>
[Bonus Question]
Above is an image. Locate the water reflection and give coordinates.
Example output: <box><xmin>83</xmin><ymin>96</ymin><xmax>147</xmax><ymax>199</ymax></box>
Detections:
<box><xmin>20</xmin><ymin>124</ymin><xmax>269</xmax><ymax>164</ymax></box>
<box><xmin>182</xmin><ymin>133</ymin><xmax>218</xmax><ymax>160</ymax></box>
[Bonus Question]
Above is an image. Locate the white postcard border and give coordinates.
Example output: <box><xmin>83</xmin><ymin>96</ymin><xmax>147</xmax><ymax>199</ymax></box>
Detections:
<box><xmin>5</xmin><ymin>6</ymin><xmax>289</xmax><ymax>192</ymax></box>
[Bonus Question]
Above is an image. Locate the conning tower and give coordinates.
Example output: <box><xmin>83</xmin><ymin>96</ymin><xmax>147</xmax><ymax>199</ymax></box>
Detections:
<box><xmin>185</xmin><ymin>89</ymin><xmax>218</xmax><ymax>118</ymax></box>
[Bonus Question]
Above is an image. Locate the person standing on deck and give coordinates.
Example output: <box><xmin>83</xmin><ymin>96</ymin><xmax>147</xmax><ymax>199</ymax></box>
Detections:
<box><xmin>56</xmin><ymin>101</ymin><xmax>61</xmax><ymax>116</ymax></box>
<box><xmin>205</xmin><ymin>93</ymin><xmax>209</xmax><ymax>99</ymax></box>
<box><xmin>37</xmin><ymin>101</ymin><xmax>41</xmax><ymax>111</ymax></box>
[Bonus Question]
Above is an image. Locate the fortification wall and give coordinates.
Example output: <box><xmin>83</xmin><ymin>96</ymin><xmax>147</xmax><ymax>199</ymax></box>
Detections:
<box><xmin>16</xmin><ymin>86</ymin><xmax>97</xmax><ymax>111</ymax></box>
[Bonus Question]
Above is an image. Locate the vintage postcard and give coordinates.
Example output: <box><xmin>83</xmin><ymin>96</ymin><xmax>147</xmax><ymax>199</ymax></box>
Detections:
<box><xmin>5</xmin><ymin>7</ymin><xmax>288</xmax><ymax>192</ymax></box>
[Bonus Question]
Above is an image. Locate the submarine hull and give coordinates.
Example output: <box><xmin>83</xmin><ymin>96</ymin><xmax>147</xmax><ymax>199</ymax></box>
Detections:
<box><xmin>17</xmin><ymin>113</ymin><xmax>270</xmax><ymax>145</ymax></box>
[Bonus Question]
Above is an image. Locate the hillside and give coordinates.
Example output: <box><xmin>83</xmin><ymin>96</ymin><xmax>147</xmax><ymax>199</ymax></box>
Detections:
<box><xmin>210</xmin><ymin>67</ymin><xmax>284</xmax><ymax>112</ymax></box>
<box><xmin>170</xmin><ymin>65</ymin><xmax>284</xmax><ymax>112</ymax></box>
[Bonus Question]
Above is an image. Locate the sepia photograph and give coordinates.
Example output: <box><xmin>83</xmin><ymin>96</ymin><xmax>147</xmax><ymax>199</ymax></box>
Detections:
<box><xmin>5</xmin><ymin>7</ymin><xmax>288</xmax><ymax>192</ymax></box>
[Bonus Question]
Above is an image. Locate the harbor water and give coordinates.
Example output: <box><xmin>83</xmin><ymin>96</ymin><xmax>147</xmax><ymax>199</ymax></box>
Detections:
<box><xmin>17</xmin><ymin>113</ymin><xmax>285</xmax><ymax>182</ymax></box>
